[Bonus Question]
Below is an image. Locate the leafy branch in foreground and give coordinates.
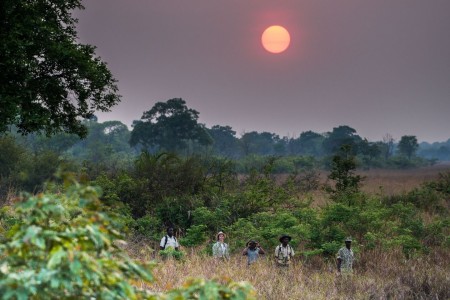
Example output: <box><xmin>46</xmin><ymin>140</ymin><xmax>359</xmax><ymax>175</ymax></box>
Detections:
<box><xmin>0</xmin><ymin>181</ymin><xmax>154</xmax><ymax>299</ymax></box>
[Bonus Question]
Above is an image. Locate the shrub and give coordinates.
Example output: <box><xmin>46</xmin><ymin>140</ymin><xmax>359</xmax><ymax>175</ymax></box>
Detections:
<box><xmin>158</xmin><ymin>247</ymin><xmax>185</xmax><ymax>261</ymax></box>
<box><xmin>0</xmin><ymin>179</ymin><xmax>154</xmax><ymax>299</ymax></box>
<box><xmin>163</xmin><ymin>278</ymin><xmax>255</xmax><ymax>300</ymax></box>
<box><xmin>180</xmin><ymin>224</ymin><xmax>208</xmax><ymax>247</ymax></box>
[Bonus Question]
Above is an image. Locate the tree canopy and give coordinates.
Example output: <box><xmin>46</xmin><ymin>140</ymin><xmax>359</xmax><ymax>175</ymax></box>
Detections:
<box><xmin>0</xmin><ymin>0</ymin><xmax>120</xmax><ymax>137</ymax></box>
<box><xmin>398</xmin><ymin>135</ymin><xmax>419</xmax><ymax>160</ymax></box>
<box><xmin>130</xmin><ymin>98</ymin><xmax>212</xmax><ymax>153</ymax></box>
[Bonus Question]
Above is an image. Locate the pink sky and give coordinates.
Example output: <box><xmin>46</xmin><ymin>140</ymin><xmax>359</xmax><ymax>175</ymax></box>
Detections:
<box><xmin>76</xmin><ymin>0</ymin><xmax>450</xmax><ymax>142</ymax></box>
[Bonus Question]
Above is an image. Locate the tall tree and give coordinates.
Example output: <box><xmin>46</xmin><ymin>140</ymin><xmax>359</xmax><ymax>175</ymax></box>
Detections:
<box><xmin>398</xmin><ymin>135</ymin><xmax>419</xmax><ymax>160</ymax></box>
<box><xmin>382</xmin><ymin>133</ymin><xmax>395</xmax><ymax>160</ymax></box>
<box><xmin>322</xmin><ymin>125</ymin><xmax>362</xmax><ymax>155</ymax></box>
<box><xmin>240</xmin><ymin>131</ymin><xmax>279</xmax><ymax>156</ymax></box>
<box><xmin>130</xmin><ymin>98</ymin><xmax>212</xmax><ymax>153</ymax></box>
<box><xmin>208</xmin><ymin>125</ymin><xmax>241</xmax><ymax>158</ymax></box>
<box><xmin>0</xmin><ymin>0</ymin><xmax>120</xmax><ymax>137</ymax></box>
<box><xmin>358</xmin><ymin>138</ymin><xmax>382</xmax><ymax>166</ymax></box>
<box><xmin>289</xmin><ymin>130</ymin><xmax>324</xmax><ymax>156</ymax></box>
<box><xmin>326</xmin><ymin>145</ymin><xmax>364</xmax><ymax>205</ymax></box>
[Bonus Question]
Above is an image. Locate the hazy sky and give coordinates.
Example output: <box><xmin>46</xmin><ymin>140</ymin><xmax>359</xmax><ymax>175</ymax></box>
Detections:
<box><xmin>75</xmin><ymin>0</ymin><xmax>450</xmax><ymax>142</ymax></box>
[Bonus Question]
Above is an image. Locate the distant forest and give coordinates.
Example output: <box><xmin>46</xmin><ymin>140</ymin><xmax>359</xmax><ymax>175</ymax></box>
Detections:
<box><xmin>4</xmin><ymin>98</ymin><xmax>450</xmax><ymax>161</ymax></box>
<box><xmin>1</xmin><ymin>98</ymin><xmax>449</xmax><ymax>196</ymax></box>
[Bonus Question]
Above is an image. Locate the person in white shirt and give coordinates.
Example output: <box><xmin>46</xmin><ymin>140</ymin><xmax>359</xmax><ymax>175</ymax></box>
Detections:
<box><xmin>275</xmin><ymin>234</ymin><xmax>295</xmax><ymax>267</ymax></box>
<box><xmin>160</xmin><ymin>227</ymin><xmax>179</xmax><ymax>251</ymax></box>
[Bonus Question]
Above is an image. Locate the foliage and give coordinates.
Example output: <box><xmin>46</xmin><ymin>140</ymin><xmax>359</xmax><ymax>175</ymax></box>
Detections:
<box><xmin>326</xmin><ymin>145</ymin><xmax>364</xmax><ymax>203</ymax></box>
<box><xmin>158</xmin><ymin>247</ymin><xmax>185</xmax><ymax>261</ymax></box>
<box><xmin>0</xmin><ymin>0</ymin><xmax>120</xmax><ymax>137</ymax></box>
<box><xmin>398</xmin><ymin>135</ymin><xmax>419</xmax><ymax>160</ymax></box>
<box><xmin>322</xmin><ymin>125</ymin><xmax>362</xmax><ymax>155</ymax></box>
<box><xmin>130</xmin><ymin>98</ymin><xmax>212</xmax><ymax>153</ymax></box>
<box><xmin>163</xmin><ymin>278</ymin><xmax>255</xmax><ymax>300</ymax></box>
<box><xmin>289</xmin><ymin>130</ymin><xmax>325</xmax><ymax>156</ymax></box>
<box><xmin>207</xmin><ymin>125</ymin><xmax>241</xmax><ymax>158</ymax></box>
<box><xmin>0</xmin><ymin>179</ymin><xmax>258</xmax><ymax>299</ymax></box>
<box><xmin>135</xmin><ymin>215</ymin><xmax>162</xmax><ymax>241</ymax></box>
<box><xmin>180</xmin><ymin>225</ymin><xmax>208</xmax><ymax>247</ymax></box>
<box><xmin>0</xmin><ymin>179</ymin><xmax>154</xmax><ymax>299</ymax></box>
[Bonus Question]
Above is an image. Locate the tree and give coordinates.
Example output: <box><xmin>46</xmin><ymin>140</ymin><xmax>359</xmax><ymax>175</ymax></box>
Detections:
<box><xmin>240</xmin><ymin>131</ymin><xmax>279</xmax><ymax>156</ymax></box>
<box><xmin>130</xmin><ymin>98</ymin><xmax>212</xmax><ymax>153</ymax></box>
<box><xmin>0</xmin><ymin>0</ymin><xmax>120</xmax><ymax>138</ymax></box>
<box><xmin>322</xmin><ymin>126</ymin><xmax>362</xmax><ymax>155</ymax></box>
<box><xmin>289</xmin><ymin>130</ymin><xmax>324</xmax><ymax>156</ymax></box>
<box><xmin>382</xmin><ymin>133</ymin><xmax>395</xmax><ymax>160</ymax></box>
<box><xmin>208</xmin><ymin>125</ymin><xmax>241</xmax><ymax>158</ymax></box>
<box><xmin>398</xmin><ymin>135</ymin><xmax>419</xmax><ymax>160</ymax></box>
<box><xmin>326</xmin><ymin>145</ymin><xmax>364</xmax><ymax>204</ymax></box>
<box><xmin>358</xmin><ymin>139</ymin><xmax>382</xmax><ymax>167</ymax></box>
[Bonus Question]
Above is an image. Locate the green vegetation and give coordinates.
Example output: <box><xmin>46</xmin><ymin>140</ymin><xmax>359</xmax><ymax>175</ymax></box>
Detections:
<box><xmin>0</xmin><ymin>177</ymin><xmax>255</xmax><ymax>299</ymax></box>
<box><xmin>1</xmin><ymin>1</ymin><xmax>448</xmax><ymax>298</ymax></box>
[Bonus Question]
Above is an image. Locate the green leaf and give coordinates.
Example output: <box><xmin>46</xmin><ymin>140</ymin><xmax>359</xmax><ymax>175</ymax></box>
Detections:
<box><xmin>47</xmin><ymin>246</ymin><xmax>66</xmax><ymax>269</ymax></box>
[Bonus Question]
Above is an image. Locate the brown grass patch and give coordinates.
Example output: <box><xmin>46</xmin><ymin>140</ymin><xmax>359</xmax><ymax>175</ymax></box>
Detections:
<box><xmin>134</xmin><ymin>247</ymin><xmax>449</xmax><ymax>299</ymax></box>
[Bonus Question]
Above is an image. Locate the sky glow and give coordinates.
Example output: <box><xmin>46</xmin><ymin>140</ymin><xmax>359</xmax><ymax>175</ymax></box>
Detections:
<box><xmin>75</xmin><ymin>1</ymin><xmax>450</xmax><ymax>142</ymax></box>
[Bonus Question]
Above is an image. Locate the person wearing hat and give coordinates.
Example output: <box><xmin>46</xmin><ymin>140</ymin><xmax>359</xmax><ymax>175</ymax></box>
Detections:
<box><xmin>212</xmin><ymin>231</ymin><xmax>230</xmax><ymax>260</ymax></box>
<box><xmin>275</xmin><ymin>234</ymin><xmax>295</xmax><ymax>267</ymax></box>
<box><xmin>336</xmin><ymin>237</ymin><xmax>354</xmax><ymax>275</ymax></box>
<box><xmin>242</xmin><ymin>240</ymin><xmax>265</xmax><ymax>265</ymax></box>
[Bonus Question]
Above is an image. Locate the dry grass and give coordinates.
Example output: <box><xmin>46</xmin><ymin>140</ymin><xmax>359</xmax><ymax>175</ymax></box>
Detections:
<box><xmin>356</xmin><ymin>163</ymin><xmax>450</xmax><ymax>195</ymax></box>
<box><xmin>296</xmin><ymin>163</ymin><xmax>450</xmax><ymax>207</ymax></box>
<box><xmin>133</xmin><ymin>248</ymin><xmax>449</xmax><ymax>299</ymax></box>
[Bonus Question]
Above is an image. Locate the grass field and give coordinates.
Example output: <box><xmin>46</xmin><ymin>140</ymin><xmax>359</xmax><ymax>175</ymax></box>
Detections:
<box><xmin>136</xmin><ymin>247</ymin><xmax>449</xmax><ymax>299</ymax></box>
<box><xmin>295</xmin><ymin>163</ymin><xmax>450</xmax><ymax>207</ymax></box>
<box><xmin>129</xmin><ymin>164</ymin><xmax>450</xmax><ymax>299</ymax></box>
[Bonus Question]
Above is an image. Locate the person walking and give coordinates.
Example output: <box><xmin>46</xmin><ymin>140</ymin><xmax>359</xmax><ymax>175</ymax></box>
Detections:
<box><xmin>242</xmin><ymin>240</ymin><xmax>265</xmax><ymax>265</ymax></box>
<box><xmin>212</xmin><ymin>231</ymin><xmax>230</xmax><ymax>260</ymax></box>
<box><xmin>275</xmin><ymin>234</ymin><xmax>295</xmax><ymax>267</ymax></box>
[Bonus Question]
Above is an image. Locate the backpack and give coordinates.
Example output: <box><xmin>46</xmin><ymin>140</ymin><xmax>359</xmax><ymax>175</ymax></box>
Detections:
<box><xmin>163</xmin><ymin>235</ymin><xmax>177</xmax><ymax>249</ymax></box>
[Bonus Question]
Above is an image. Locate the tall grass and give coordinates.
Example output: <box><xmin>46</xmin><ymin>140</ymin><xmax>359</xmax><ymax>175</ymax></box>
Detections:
<box><xmin>133</xmin><ymin>247</ymin><xmax>449</xmax><ymax>299</ymax></box>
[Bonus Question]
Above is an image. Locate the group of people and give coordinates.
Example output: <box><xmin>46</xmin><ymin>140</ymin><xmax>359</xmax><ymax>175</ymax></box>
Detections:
<box><xmin>160</xmin><ymin>228</ymin><xmax>354</xmax><ymax>274</ymax></box>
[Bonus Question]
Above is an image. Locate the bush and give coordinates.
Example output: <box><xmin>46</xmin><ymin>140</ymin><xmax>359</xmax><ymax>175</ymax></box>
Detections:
<box><xmin>163</xmin><ymin>278</ymin><xmax>255</xmax><ymax>300</ymax></box>
<box><xmin>0</xmin><ymin>179</ymin><xmax>154</xmax><ymax>299</ymax></box>
<box><xmin>180</xmin><ymin>224</ymin><xmax>208</xmax><ymax>247</ymax></box>
<box><xmin>158</xmin><ymin>247</ymin><xmax>185</xmax><ymax>261</ymax></box>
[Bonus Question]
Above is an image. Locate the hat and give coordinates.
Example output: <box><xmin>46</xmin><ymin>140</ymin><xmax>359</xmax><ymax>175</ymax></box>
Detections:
<box><xmin>345</xmin><ymin>237</ymin><xmax>352</xmax><ymax>242</ymax></box>
<box><xmin>279</xmin><ymin>235</ymin><xmax>292</xmax><ymax>243</ymax></box>
<box><xmin>216</xmin><ymin>231</ymin><xmax>226</xmax><ymax>240</ymax></box>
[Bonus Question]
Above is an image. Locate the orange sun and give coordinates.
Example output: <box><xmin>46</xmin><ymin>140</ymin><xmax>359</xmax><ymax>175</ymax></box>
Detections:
<box><xmin>261</xmin><ymin>25</ymin><xmax>291</xmax><ymax>54</ymax></box>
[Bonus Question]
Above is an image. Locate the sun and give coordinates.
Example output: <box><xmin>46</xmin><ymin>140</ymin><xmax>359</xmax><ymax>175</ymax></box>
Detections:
<box><xmin>261</xmin><ymin>25</ymin><xmax>291</xmax><ymax>54</ymax></box>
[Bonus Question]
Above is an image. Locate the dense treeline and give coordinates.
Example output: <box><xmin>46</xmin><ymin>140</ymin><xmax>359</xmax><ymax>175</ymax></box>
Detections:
<box><xmin>1</xmin><ymin>143</ymin><xmax>449</xmax><ymax>260</ymax></box>
<box><xmin>1</xmin><ymin>98</ymin><xmax>448</xmax><ymax>201</ymax></box>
